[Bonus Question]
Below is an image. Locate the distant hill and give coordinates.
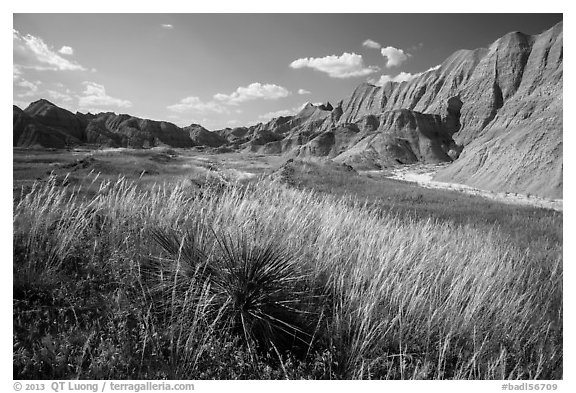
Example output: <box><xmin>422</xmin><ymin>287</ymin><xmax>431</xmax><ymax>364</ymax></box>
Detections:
<box><xmin>14</xmin><ymin>99</ymin><xmax>201</xmax><ymax>149</ymax></box>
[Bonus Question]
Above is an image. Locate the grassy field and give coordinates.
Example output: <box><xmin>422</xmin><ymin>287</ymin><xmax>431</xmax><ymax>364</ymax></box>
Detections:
<box><xmin>13</xmin><ymin>149</ymin><xmax>562</xmax><ymax>379</ymax></box>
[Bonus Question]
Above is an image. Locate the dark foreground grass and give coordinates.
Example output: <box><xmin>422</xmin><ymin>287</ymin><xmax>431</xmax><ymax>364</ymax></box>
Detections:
<box><xmin>13</xmin><ymin>167</ymin><xmax>562</xmax><ymax>380</ymax></box>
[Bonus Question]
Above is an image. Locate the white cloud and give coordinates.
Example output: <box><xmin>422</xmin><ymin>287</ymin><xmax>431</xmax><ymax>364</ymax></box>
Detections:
<box><xmin>424</xmin><ymin>64</ymin><xmax>441</xmax><ymax>73</ymax></box>
<box><xmin>58</xmin><ymin>46</ymin><xmax>74</xmax><ymax>55</ymax></box>
<box><xmin>257</xmin><ymin>102</ymin><xmax>311</xmax><ymax>121</ymax></box>
<box><xmin>15</xmin><ymin>79</ymin><xmax>39</xmax><ymax>94</ymax></box>
<box><xmin>13</xmin><ymin>66</ymin><xmax>23</xmax><ymax>80</ymax></box>
<box><xmin>370</xmin><ymin>64</ymin><xmax>442</xmax><ymax>86</ymax></box>
<box><xmin>380</xmin><ymin>46</ymin><xmax>409</xmax><ymax>68</ymax></box>
<box><xmin>47</xmin><ymin>90</ymin><xmax>73</xmax><ymax>103</ymax></box>
<box><xmin>14</xmin><ymin>99</ymin><xmax>29</xmax><ymax>109</ymax></box>
<box><xmin>225</xmin><ymin>119</ymin><xmax>242</xmax><ymax>127</ymax></box>
<box><xmin>13</xmin><ymin>72</ymin><xmax>74</xmax><ymax>104</ymax></box>
<box><xmin>167</xmin><ymin>96</ymin><xmax>228</xmax><ymax>114</ymax></box>
<box><xmin>78</xmin><ymin>82</ymin><xmax>132</xmax><ymax>110</ymax></box>
<box><xmin>371</xmin><ymin>72</ymin><xmax>417</xmax><ymax>86</ymax></box>
<box><xmin>13</xmin><ymin>72</ymin><xmax>41</xmax><ymax>98</ymax></box>
<box><xmin>214</xmin><ymin>82</ymin><xmax>291</xmax><ymax>105</ymax></box>
<box><xmin>290</xmin><ymin>52</ymin><xmax>379</xmax><ymax>78</ymax></box>
<box><xmin>13</xmin><ymin>29</ymin><xmax>86</xmax><ymax>71</ymax></box>
<box><xmin>161</xmin><ymin>24</ymin><xmax>174</xmax><ymax>29</ymax></box>
<box><xmin>297</xmin><ymin>88</ymin><xmax>311</xmax><ymax>95</ymax></box>
<box><xmin>258</xmin><ymin>109</ymin><xmax>293</xmax><ymax>121</ymax></box>
<box><xmin>363</xmin><ymin>39</ymin><xmax>382</xmax><ymax>49</ymax></box>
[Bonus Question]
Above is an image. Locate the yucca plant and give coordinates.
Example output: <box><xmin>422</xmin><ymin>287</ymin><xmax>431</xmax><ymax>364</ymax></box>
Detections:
<box><xmin>147</xmin><ymin>224</ymin><xmax>317</xmax><ymax>359</ymax></box>
<box><xmin>209</xmin><ymin>229</ymin><xmax>315</xmax><ymax>355</ymax></box>
<box><xmin>142</xmin><ymin>224</ymin><xmax>218</xmax><ymax>333</ymax></box>
<box><xmin>147</xmin><ymin>225</ymin><xmax>215</xmax><ymax>282</ymax></box>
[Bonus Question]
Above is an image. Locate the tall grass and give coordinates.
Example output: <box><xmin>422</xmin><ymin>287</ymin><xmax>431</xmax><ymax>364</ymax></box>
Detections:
<box><xmin>13</xmin><ymin>173</ymin><xmax>562</xmax><ymax>379</ymax></box>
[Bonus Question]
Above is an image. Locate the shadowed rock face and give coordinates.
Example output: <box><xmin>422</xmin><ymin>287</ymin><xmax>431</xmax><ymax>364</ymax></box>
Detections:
<box><xmin>15</xmin><ymin>100</ymin><xmax>200</xmax><ymax>149</ymax></box>
<box><xmin>23</xmin><ymin>99</ymin><xmax>86</xmax><ymax>142</ymax></box>
<box><xmin>253</xmin><ymin>98</ymin><xmax>461</xmax><ymax>170</ymax></box>
<box><xmin>14</xmin><ymin>100</ymin><xmax>230</xmax><ymax>150</ymax></box>
<box><xmin>331</xmin><ymin>110</ymin><xmax>456</xmax><ymax>169</ymax></box>
<box><xmin>184</xmin><ymin>124</ymin><xmax>226</xmax><ymax>148</ymax></box>
<box><xmin>86</xmin><ymin>114</ymin><xmax>196</xmax><ymax>148</ymax></box>
<box><xmin>13</xmin><ymin>105</ymin><xmax>73</xmax><ymax>148</ymax></box>
<box><xmin>434</xmin><ymin>23</ymin><xmax>563</xmax><ymax>198</ymax></box>
<box><xmin>14</xmin><ymin>100</ymin><xmax>85</xmax><ymax>148</ymax></box>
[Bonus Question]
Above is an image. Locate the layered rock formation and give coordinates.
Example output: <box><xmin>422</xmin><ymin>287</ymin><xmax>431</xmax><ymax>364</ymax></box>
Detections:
<box><xmin>435</xmin><ymin>23</ymin><xmax>563</xmax><ymax>198</ymax></box>
<box><xmin>23</xmin><ymin>99</ymin><xmax>86</xmax><ymax>142</ymax></box>
<box><xmin>184</xmin><ymin>124</ymin><xmax>226</xmax><ymax>147</ymax></box>
<box><xmin>13</xmin><ymin>105</ymin><xmax>74</xmax><ymax>148</ymax></box>
<box><xmin>13</xmin><ymin>99</ymin><xmax>221</xmax><ymax>149</ymax></box>
<box><xmin>85</xmin><ymin>113</ymin><xmax>195</xmax><ymax>148</ymax></box>
<box><xmin>332</xmin><ymin>109</ymin><xmax>457</xmax><ymax>169</ymax></box>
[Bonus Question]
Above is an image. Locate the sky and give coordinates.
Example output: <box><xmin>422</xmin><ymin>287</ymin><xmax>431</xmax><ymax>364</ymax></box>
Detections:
<box><xmin>13</xmin><ymin>13</ymin><xmax>562</xmax><ymax>130</ymax></box>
